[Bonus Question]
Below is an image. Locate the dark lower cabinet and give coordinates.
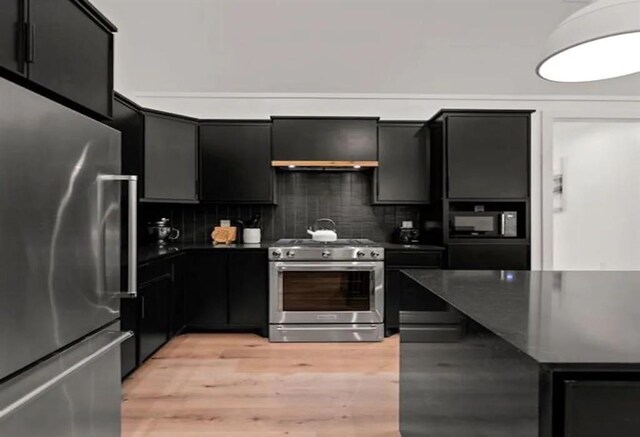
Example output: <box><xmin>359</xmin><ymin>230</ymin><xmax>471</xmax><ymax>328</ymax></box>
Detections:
<box><xmin>375</xmin><ymin>122</ymin><xmax>430</xmax><ymax>204</ymax></box>
<box><xmin>563</xmin><ymin>380</ymin><xmax>640</xmax><ymax>437</ymax></box>
<box><xmin>120</xmin><ymin>297</ymin><xmax>138</xmax><ymax>378</ymax></box>
<box><xmin>385</xmin><ymin>250</ymin><xmax>446</xmax><ymax>335</ymax></box>
<box><xmin>228</xmin><ymin>251</ymin><xmax>268</xmax><ymax>329</ymax></box>
<box><xmin>121</xmin><ymin>255</ymin><xmax>183</xmax><ymax>379</ymax></box>
<box><xmin>448</xmin><ymin>243</ymin><xmax>529</xmax><ymax>270</ymax></box>
<box><xmin>184</xmin><ymin>250</ymin><xmax>268</xmax><ymax>333</ymax></box>
<box><xmin>184</xmin><ymin>252</ymin><xmax>229</xmax><ymax>327</ymax></box>
<box><xmin>169</xmin><ymin>257</ymin><xmax>185</xmax><ymax>337</ymax></box>
<box><xmin>138</xmin><ymin>274</ymin><xmax>171</xmax><ymax>363</ymax></box>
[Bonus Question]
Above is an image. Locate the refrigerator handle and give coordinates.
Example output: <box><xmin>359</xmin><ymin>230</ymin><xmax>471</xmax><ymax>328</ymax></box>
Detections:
<box><xmin>99</xmin><ymin>175</ymin><xmax>138</xmax><ymax>298</ymax></box>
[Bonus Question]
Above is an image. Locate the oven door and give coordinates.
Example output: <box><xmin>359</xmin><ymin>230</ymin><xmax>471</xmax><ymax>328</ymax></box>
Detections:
<box><xmin>270</xmin><ymin>262</ymin><xmax>384</xmax><ymax>324</ymax></box>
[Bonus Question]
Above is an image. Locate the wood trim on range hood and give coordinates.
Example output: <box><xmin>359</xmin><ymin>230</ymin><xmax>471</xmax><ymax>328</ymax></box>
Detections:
<box><xmin>271</xmin><ymin>160</ymin><xmax>379</xmax><ymax>168</ymax></box>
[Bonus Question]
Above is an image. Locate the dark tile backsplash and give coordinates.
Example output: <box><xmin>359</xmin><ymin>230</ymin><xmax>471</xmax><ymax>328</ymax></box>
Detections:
<box><xmin>141</xmin><ymin>171</ymin><xmax>439</xmax><ymax>244</ymax></box>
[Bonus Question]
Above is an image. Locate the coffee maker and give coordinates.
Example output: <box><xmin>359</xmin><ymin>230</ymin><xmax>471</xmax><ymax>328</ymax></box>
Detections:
<box><xmin>394</xmin><ymin>221</ymin><xmax>420</xmax><ymax>244</ymax></box>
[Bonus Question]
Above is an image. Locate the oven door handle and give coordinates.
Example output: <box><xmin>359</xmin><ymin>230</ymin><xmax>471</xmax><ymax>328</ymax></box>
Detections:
<box><xmin>276</xmin><ymin>263</ymin><xmax>380</xmax><ymax>272</ymax></box>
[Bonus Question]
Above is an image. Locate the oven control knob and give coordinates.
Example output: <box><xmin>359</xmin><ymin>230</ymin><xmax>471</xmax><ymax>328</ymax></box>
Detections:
<box><xmin>322</xmin><ymin>250</ymin><xmax>331</xmax><ymax>258</ymax></box>
<box><xmin>356</xmin><ymin>251</ymin><xmax>366</xmax><ymax>258</ymax></box>
<box><xmin>286</xmin><ymin>250</ymin><xmax>296</xmax><ymax>258</ymax></box>
<box><xmin>272</xmin><ymin>250</ymin><xmax>282</xmax><ymax>258</ymax></box>
<box><xmin>371</xmin><ymin>251</ymin><xmax>381</xmax><ymax>258</ymax></box>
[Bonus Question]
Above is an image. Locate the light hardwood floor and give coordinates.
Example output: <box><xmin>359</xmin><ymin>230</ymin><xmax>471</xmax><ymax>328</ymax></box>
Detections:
<box><xmin>122</xmin><ymin>333</ymin><xmax>400</xmax><ymax>437</ymax></box>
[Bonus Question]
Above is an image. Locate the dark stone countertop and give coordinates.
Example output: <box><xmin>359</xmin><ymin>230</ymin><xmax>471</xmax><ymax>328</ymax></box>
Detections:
<box><xmin>380</xmin><ymin>243</ymin><xmax>446</xmax><ymax>251</ymax></box>
<box><xmin>138</xmin><ymin>241</ymin><xmax>274</xmax><ymax>264</ymax></box>
<box><xmin>402</xmin><ymin>270</ymin><xmax>640</xmax><ymax>364</ymax></box>
<box><xmin>139</xmin><ymin>241</ymin><xmax>445</xmax><ymax>264</ymax></box>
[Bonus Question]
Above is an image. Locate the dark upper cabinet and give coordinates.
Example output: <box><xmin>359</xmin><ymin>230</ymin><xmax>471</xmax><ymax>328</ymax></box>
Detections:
<box><xmin>200</xmin><ymin>121</ymin><xmax>273</xmax><ymax>203</ymax></box>
<box><xmin>138</xmin><ymin>274</ymin><xmax>171</xmax><ymax>363</ymax></box>
<box><xmin>0</xmin><ymin>0</ymin><xmax>25</xmax><ymax>76</ymax></box>
<box><xmin>448</xmin><ymin>243</ymin><xmax>529</xmax><ymax>270</ymax></box>
<box><xmin>185</xmin><ymin>252</ymin><xmax>229</xmax><ymax>327</ymax></box>
<box><xmin>444</xmin><ymin>113</ymin><xmax>530</xmax><ymax>199</ymax></box>
<box><xmin>228</xmin><ymin>251</ymin><xmax>268</xmax><ymax>329</ymax></box>
<box><xmin>111</xmin><ymin>95</ymin><xmax>144</xmax><ymax>187</ymax></box>
<box><xmin>272</xmin><ymin>117</ymin><xmax>378</xmax><ymax>162</ymax></box>
<box><xmin>144</xmin><ymin>112</ymin><xmax>199</xmax><ymax>202</ymax></box>
<box><xmin>27</xmin><ymin>0</ymin><xmax>115</xmax><ymax>119</ymax></box>
<box><xmin>375</xmin><ymin>122</ymin><xmax>430</xmax><ymax>204</ymax></box>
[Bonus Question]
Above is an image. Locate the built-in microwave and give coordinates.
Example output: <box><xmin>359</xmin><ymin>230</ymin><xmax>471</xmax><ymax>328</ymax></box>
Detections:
<box><xmin>450</xmin><ymin>211</ymin><xmax>518</xmax><ymax>237</ymax></box>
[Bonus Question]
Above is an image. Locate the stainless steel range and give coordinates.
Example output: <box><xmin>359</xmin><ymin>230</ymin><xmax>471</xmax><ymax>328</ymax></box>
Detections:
<box><xmin>269</xmin><ymin>239</ymin><xmax>384</xmax><ymax>342</ymax></box>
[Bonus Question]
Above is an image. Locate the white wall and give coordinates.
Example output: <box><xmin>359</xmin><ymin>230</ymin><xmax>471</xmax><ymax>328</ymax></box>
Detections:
<box><xmin>94</xmin><ymin>0</ymin><xmax>640</xmax><ymax>98</ymax></box>
<box><xmin>552</xmin><ymin>120</ymin><xmax>640</xmax><ymax>270</ymax></box>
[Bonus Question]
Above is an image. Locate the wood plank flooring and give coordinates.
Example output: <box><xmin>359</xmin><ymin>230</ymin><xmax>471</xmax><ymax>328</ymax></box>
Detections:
<box><xmin>122</xmin><ymin>333</ymin><xmax>400</xmax><ymax>437</ymax></box>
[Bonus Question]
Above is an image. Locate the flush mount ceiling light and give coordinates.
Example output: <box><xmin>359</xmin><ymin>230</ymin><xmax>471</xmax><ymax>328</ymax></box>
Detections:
<box><xmin>537</xmin><ymin>0</ymin><xmax>640</xmax><ymax>82</ymax></box>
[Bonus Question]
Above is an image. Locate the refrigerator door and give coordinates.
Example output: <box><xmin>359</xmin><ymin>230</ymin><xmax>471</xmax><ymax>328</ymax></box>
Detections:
<box><xmin>0</xmin><ymin>77</ymin><xmax>122</xmax><ymax>381</ymax></box>
<box><xmin>0</xmin><ymin>326</ymin><xmax>131</xmax><ymax>436</ymax></box>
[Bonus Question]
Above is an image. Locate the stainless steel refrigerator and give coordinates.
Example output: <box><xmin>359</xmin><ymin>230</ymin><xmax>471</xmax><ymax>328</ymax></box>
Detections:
<box><xmin>0</xmin><ymin>77</ymin><xmax>137</xmax><ymax>436</ymax></box>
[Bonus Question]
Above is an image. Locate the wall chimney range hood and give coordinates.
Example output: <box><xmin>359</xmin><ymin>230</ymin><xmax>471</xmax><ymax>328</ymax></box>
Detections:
<box><xmin>271</xmin><ymin>117</ymin><xmax>379</xmax><ymax>171</ymax></box>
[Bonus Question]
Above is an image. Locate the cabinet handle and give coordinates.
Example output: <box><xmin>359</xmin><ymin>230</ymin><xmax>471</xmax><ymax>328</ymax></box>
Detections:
<box><xmin>25</xmin><ymin>23</ymin><xmax>35</xmax><ymax>64</ymax></box>
<box><xmin>141</xmin><ymin>296</ymin><xmax>145</xmax><ymax>319</ymax></box>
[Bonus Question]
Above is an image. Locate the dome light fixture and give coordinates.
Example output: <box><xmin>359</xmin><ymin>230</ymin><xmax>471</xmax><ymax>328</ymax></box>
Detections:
<box><xmin>537</xmin><ymin>0</ymin><xmax>640</xmax><ymax>82</ymax></box>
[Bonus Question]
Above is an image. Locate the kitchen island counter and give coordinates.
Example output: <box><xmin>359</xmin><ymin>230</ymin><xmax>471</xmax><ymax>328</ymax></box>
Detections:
<box><xmin>402</xmin><ymin>270</ymin><xmax>640</xmax><ymax>364</ymax></box>
<box><xmin>400</xmin><ymin>270</ymin><xmax>640</xmax><ymax>437</ymax></box>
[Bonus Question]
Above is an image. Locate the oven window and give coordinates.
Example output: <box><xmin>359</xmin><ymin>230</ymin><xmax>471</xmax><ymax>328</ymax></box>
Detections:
<box><xmin>282</xmin><ymin>271</ymin><xmax>371</xmax><ymax>311</ymax></box>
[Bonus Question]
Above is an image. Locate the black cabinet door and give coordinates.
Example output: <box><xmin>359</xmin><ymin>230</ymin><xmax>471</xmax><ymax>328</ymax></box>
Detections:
<box><xmin>0</xmin><ymin>0</ymin><xmax>25</xmax><ymax>75</ymax></box>
<box><xmin>564</xmin><ymin>380</ymin><xmax>640</xmax><ymax>437</ymax></box>
<box><xmin>376</xmin><ymin>123</ymin><xmax>430</xmax><ymax>204</ymax></box>
<box><xmin>144</xmin><ymin>113</ymin><xmax>198</xmax><ymax>201</ymax></box>
<box><xmin>120</xmin><ymin>296</ymin><xmax>138</xmax><ymax>378</ymax></box>
<box><xmin>447</xmin><ymin>115</ymin><xmax>529</xmax><ymax>199</ymax></box>
<box><xmin>28</xmin><ymin>0</ymin><xmax>113</xmax><ymax>118</ymax></box>
<box><xmin>385</xmin><ymin>251</ymin><xmax>444</xmax><ymax>332</ymax></box>
<box><xmin>200</xmin><ymin>122</ymin><xmax>273</xmax><ymax>203</ymax></box>
<box><xmin>139</xmin><ymin>275</ymin><xmax>171</xmax><ymax>363</ymax></box>
<box><xmin>169</xmin><ymin>257</ymin><xmax>185</xmax><ymax>337</ymax></box>
<box><xmin>108</xmin><ymin>96</ymin><xmax>144</xmax><ymax>268</ymax></box>
<box><xmin>272</xmin><ymin>118</ymin><xmax>378</xmax><ymax>161</ymax></box>
<box><xmin>385</xmin><ymin>269</ymin><xmax>403</xmax><ymax>331</ymax></box>
<box><xmin>448</xmin><ymin>244</ymin><xmax>529</xmax><ymax>270</ymax></box>
<box><xmin>185</xmin><ymin>252</ymin><xmax>229</xmax><ymax>327</ymax></box>
<box><xmin>228</xmin><ymin>251</ymin><xmax>268</xmax><ymax>329</ymax></box>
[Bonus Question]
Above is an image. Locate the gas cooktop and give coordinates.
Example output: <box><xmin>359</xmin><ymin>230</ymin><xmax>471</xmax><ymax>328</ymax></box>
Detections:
<box><xmin>269</xmin><ymin>239</ymin><xmax>384</xmax><ymax>261</ymax></box>
<box><xmin>272</xmin><ymin>239</ymin><xmax>378</xmax><ymax>247</ymax></box>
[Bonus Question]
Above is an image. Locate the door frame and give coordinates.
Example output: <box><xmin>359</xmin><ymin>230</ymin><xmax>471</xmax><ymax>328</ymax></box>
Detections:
<box><xmin>540</xmin><ymin>110</ymin><xmax>640</xmax><ymax>270</ymax></box>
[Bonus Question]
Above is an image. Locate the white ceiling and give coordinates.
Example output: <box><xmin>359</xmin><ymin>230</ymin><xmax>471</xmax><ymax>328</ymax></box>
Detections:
<box><xmin>93</xmin><ymin>0</ymin><xmax>640</xmax><ymax>97</ymax></box>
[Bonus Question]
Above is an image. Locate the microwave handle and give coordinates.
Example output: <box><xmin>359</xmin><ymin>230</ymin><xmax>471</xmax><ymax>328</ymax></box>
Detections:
<box><xmin>500</xmin><ymin>213</ymin><xmax>507</xmax><ymax>236</ymax></box>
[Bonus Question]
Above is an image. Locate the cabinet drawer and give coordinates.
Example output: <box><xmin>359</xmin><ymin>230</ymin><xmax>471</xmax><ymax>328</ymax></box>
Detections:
<box><xmin>386</xmin><ymin>251</ymin><xmax>443</xmax><ymax>268</ymax></box>
<box><xmin>448</xmin><ymin>244</ymin><xmax>529</xmax><ymax>270</ymax></box>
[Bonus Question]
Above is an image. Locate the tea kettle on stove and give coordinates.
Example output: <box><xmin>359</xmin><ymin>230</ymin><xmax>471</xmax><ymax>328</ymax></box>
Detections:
<box><xmin>307</xmin><ymin>218</ymin><xmax>338</xmax><ymax>242</ymax></box>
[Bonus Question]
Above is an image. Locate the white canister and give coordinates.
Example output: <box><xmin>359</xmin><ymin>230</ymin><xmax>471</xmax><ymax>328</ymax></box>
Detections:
<box><xmin>243</xmin><ymin>228</ymin><xmax>261</xmax><ymax>244</ymax></box>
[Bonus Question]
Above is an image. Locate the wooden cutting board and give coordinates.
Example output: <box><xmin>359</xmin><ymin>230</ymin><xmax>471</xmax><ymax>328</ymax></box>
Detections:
<box><xmin>212</xmin><ymin>226</ymin><xmax>237</xmax><ymax>244</ymax></box>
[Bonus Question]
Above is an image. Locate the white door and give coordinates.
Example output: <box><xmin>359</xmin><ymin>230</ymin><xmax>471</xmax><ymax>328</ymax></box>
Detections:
<box><xmin>552</xmin><ymin>120</ymin><xmax>640</xmax><ymax>270</ymax></box>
